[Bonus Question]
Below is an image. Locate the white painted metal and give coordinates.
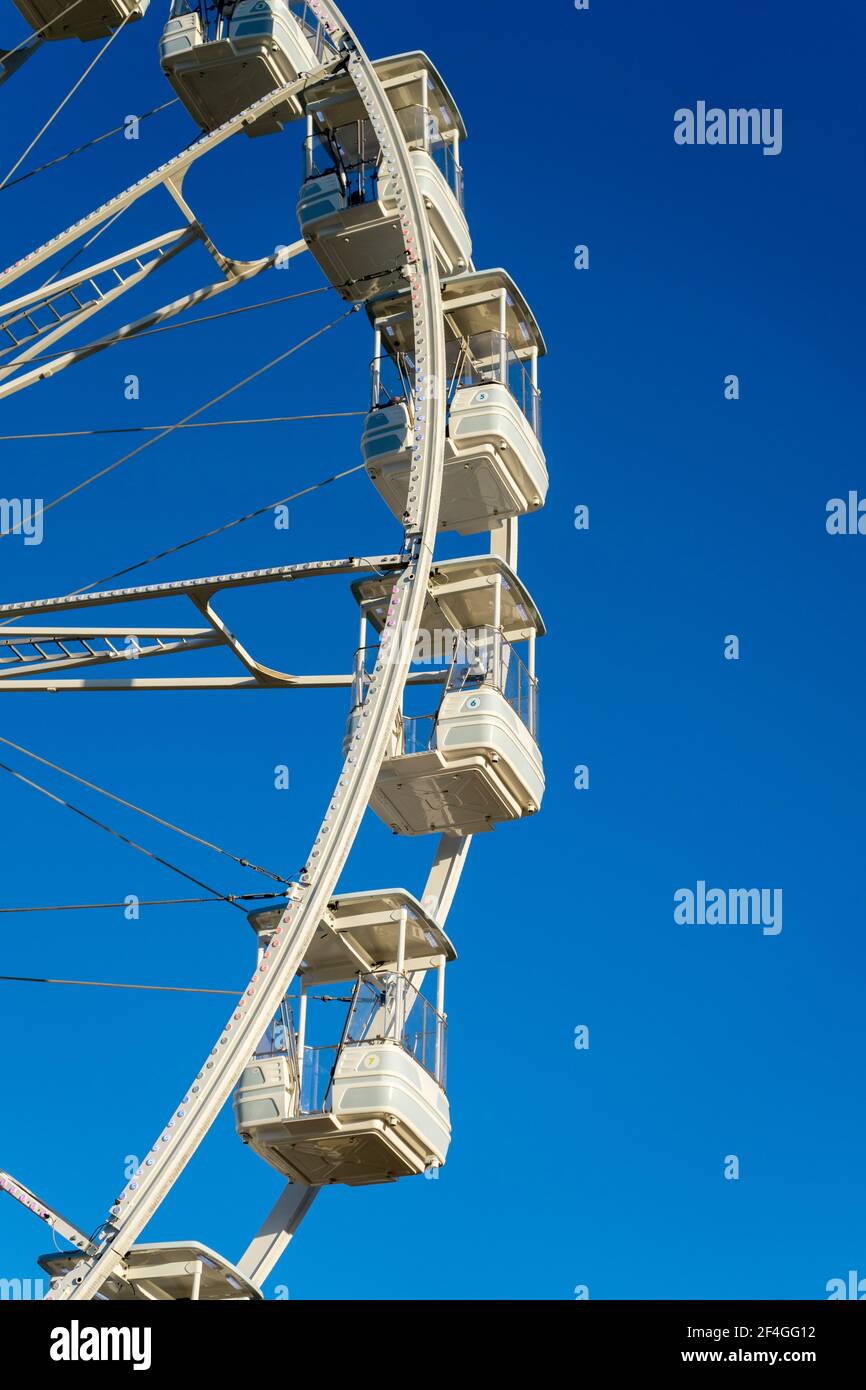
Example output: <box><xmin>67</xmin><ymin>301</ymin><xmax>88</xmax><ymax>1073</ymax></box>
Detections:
<box><xmin>40</xmin><ymin>1243</ymin><xmax>262</xmax><ymax>1301</ymax></box>
<box><xmin>0</xmin><ymin>1171</ymin><xmax>95</xmax><ymax>1256</ymax></box>
<box><xmin>236</xmin><ymin>1183</ymin><xmax>316</xmax><ymax>1288</ymax></box>
<box><xmin>363</xmin><ymin>268</ymin><xmax>547</xmax><ymax>533</ymax></box>
<box><xmin>0</xmin><ymin>36</ymin><xmax>41</xmax><ymax>86</ymax></box>
<box><xmin>0</xmin><ymin>558</ymin><xmax>403</xmax><ymax>619</ymax></box>
<box><xmin>0</xmin><ymin>626</ymin><xmax>221</xmax><ymax>678</ymax></box>
<box><xmin>0</xmin><ymin>230</ymin><xmax>199</xmax><ymax>392</ymax></box>
<box><xmin>298</xmin><ymin>52</ymin><xmax>471</xmax><ymax>301</ymax></box>
<box><xmin>245</xmin><ymin>888</ymin><xmax>456</xmax><ymax>982</ymax></box>
<box><xmin>0</xmin><ymin>251</ymin><xmax>287</xmax><ymax>400</ymax></box>
<box><xmin>160</xmin><ymin>0</ymin><xmax>324</xmax><ymax>136</ymax></box>
<box><xmin>45</xmin><ymin>0</ymin><xmax>450</xmax><ymax>1301</ymax></box>
<box><xmin>234</xmin><ymin>927</ymin><xmax>452</xmax><ymax>1188</ymax></box>
<box><xmin>352</xmin><ymin>555</ymin><xmax>546</xmax><ymax>642</ymax></box>
<box><xmin>0</xmin><ymin>0</ymin><xmax>546</xmax><ymax>1300</ymax></box>
<box><xmin>235</xmin><ymin>834</ymin><xmax>469</xmax><ymax>1285</ymax></box>
<box><xmin>0</xmin><ymin>557</ymin><xmax>459</xmax><ymax>693</ymax></box>
<box><xmin>0</xmin><ymin>673</ymin><xmax>451</xmax><ymax>692</ymax></box>
<box><xmin>372</xmin><ymin>686</ymin><xmax>545</xmax><ymax>836</ymax></box>
<box><xmin>236</xmin><ymin>1039</ymin><xmax>450</xmax><ymax>1187</ymax></box>
<box><xmin>0</xmin><ymin>228</ymin><xmax>191</xmax><ymax>324</ymax></box>
<box><xmin>0</xmin><ymin>63</ymin><xmax>342</xmax><ymax>296</ymax></box>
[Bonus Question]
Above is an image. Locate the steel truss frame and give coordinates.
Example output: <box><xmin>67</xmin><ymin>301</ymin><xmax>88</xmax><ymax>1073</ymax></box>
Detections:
<box><xmin>0</xmin><ymin>55</ymin><xmax>345</xmax><ymax>398</ymax></box>
<box><xmin>0</xmin><ymin>558</ymin><xmax>451</xmax><ymax>690</ymax></box>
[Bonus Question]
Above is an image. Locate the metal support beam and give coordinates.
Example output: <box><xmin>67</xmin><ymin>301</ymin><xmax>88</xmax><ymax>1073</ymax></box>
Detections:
<box><xmin>236</xmin><ymin>1184</ymin><xmax>318</xmax><ymax>1290</ymax></box>
<box><xmin>0</xmin><ymin>34</ymin><xmax>41</xmax><ymax>87</ymax></box>
<box><xmin>0</xmin><ymin>231</ymin><xmax>198</xmax><ymax>391</ymax></box>
<box><xmin>0</xmin><ymin>670</ymin><xmax>449</xmax><ymax>693</ymax></box>
<box><xmin>0</xmin><ymin>1171</ymin><xmax>95</xmax><ymax>1257</ymax></box>
<box><xmin>490</xmin><ymin>517</ymin><xmax>519</xmax><ymax>570</ymax></box>
<box><xmin>0</xmin><ymin>252</ymin><xmax>289</xmax><ymax>399</ymax></box>
<box><xmin>0</xmin><ymin>229</ymin><xmax>193</xmax><ymax>322</ymax></box>
<box><xmin>0</xmin><ymin>630</ymin><xmax>220</xmax><ymax>679</ymax></box>
<box><xmin>421</xmin><ymin>833</ymin><xmax>473</xmax><ymax>926</ymax></box>
<box><xmin>0</xmin><ymin>557</ymin><xmax>404</xmax><ymax>622</ymax></box>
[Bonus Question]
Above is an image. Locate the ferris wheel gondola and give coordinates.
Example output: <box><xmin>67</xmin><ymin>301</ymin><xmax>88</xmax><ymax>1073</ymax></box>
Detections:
<box><xmin>160</xmin><ymin>0</ymin><xmax>325</xmax><ymax>135</ymax></box>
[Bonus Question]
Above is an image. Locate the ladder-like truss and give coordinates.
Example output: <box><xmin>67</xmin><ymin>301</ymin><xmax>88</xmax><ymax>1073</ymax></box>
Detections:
<box><xmin>0</xmin><ymin>557</ymin><xmax>447</xmax><ymax>691</ymax></box>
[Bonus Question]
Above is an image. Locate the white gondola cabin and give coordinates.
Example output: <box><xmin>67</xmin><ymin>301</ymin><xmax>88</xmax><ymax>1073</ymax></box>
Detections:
<box><xmin>350</xmin><ymin>557</ymin><xmax>545</xmax><ymax>836</ymax></box>
<box><xmin>11</xmin><ymin>0</ymin><xmax>148</xmax><ymax>42</ymax></box>
<box><xmin>297</xmin><ymin>52</ymin><xmax>472</xmax><ymax>300</ymax></box>
<box><xmin>160</xmin><ymin>0</ymin><xmax>326</xmax><ymax>136</ymax></box>
<box><xmin>363</xmin><ymin>268</ymin><xmax>547</xmax><ymax>535</ymax></box>
<box><xmin>234</xmin><ymin>890</ymin><xmax>455</xmax><ymax>1186</ymax></box>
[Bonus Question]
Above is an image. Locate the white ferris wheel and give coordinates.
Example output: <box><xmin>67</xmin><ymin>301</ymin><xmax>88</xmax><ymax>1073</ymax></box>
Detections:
<box><xmin>0</xmin><ymin>0</ymin><xmax>548</xmax><ymax>1301</ymax></box>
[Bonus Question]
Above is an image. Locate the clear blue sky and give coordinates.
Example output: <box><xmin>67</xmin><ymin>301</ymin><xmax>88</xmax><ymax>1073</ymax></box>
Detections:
<box><xmin>0</xmin><ymin>0</ymin><xmax>864</xmax><ymax>1300</ymax></box>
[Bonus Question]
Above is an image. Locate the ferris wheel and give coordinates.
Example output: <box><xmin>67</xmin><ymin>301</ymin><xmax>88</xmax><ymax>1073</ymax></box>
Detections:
<box><xmin>0</xmin><ymin>0</ymin><xmax>548</xmax><ymax>1301</ymax></box>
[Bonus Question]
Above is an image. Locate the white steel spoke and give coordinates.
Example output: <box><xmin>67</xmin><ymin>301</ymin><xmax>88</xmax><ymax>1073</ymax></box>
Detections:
<box><xmin>0</xmin><ymin>557</ymin><xmax>404</xmax><ymax>619</ymax></box>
